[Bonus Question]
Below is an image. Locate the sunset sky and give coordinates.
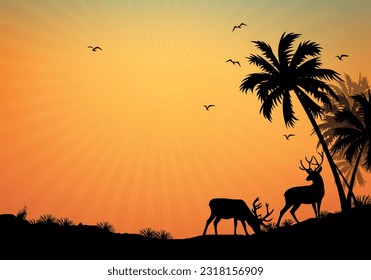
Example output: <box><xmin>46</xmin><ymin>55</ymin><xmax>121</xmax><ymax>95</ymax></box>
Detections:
<box><xmin>1</xmin><ymin>0</ymin><xmax>371</xmax><ymax>239</ymax></box>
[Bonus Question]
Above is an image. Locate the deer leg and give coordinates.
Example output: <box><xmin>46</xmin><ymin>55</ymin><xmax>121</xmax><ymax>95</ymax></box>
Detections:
<box><xmin>277</xmin><ymin>203</ymin><xmax>291</xmax><ymax>227</ymax></box>
<box><xmin>203</xmin><ymin>214</ymin><xmax>215</xmax><ymax>235</ymax></box>
<box><xmin>315</xmin><ymin>201</ymin><xmax>322</xmax><ymax>218</ymax></box>
<box><xmin>213</xmin><ymin>217</ymin><xmax>221</xmax><ymax>235</ymax></box>
<box><xmin>290</xmin><ymin>203</ymin><xmax>301</xmax><ymax>224</ymax></box>
<box><xmin>233</xmin><ymin>218</ymin><xmax>238</xmax><ymax>235</ymax></box>
<box><xmin>311</xmin><ymin>203</ymin><xmax>318</xmax><ymax>218</ymax></box>
<box><xmin>240</xmin><ymin>220</ymin><xmax>249</xmax><ymax>236</ymax></box>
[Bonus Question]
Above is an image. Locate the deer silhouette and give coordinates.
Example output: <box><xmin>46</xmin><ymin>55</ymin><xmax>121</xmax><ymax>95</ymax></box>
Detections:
<box><xmin>203</xmin><ymin>197</ymin><xmax>273</xmax><ymax>236</ymax></box>
<box><xmin>276</xmin><ymin>151</ymin><xmax>325</xmax><ymax>227</ymax></box>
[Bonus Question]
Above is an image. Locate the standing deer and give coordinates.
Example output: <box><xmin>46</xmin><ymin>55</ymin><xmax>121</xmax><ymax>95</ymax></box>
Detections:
<box><xmin>203</xmin><ymin>197</ymin><xmax>273</xmax><ymax>236</ymax></box>
<box><xmin>276</xmin><ymin>151</ymin><xmax>325</xmax><ymax>227</ymax></box>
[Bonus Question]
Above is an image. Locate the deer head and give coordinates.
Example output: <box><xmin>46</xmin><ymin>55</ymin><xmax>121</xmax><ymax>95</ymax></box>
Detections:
<box><xmin>299</xmin><ymin>151</ymin><xmax>324</xmax><ymax>182</ymax></box>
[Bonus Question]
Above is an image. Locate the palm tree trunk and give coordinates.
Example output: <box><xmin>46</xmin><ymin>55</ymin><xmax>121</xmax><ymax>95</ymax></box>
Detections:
<box><xmin>346</xmin><ymin>143</ymin><xmax>365</xmax><ymax>208</ymax></box>
<box><xmin>296</xmin><ymin>92</ymin><xmax>348</xmax><ymax>211</ymax></box>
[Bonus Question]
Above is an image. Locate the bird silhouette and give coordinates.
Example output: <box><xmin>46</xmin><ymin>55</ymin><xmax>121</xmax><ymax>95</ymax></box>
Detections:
<box><xmin>232</xmin><ymin>23</ymin><xmax>247</xmax><ymax>32</ymax></box>
<box><xmin>88</xmin><ymin>46</ymin><xmax>102</xmax><ymax>51</ymax></box>
<box><xmin>226</xmin><ymin>59</ymin><xmax>241</xmax><ymax>67</ymax></box>
<box><xmin>204</xmin><ymin>104</ymin><xmax>215</xmax><ymax>111</ymax></box>
<box><xmin>284</xmin><ymin>134</ymin><xmax>295</xmax><ymax>140</ymax></box>
<box><xmin>336</xmin><ymin>54</ymin><xmax>349</xmax><ymax>60</ymax></box>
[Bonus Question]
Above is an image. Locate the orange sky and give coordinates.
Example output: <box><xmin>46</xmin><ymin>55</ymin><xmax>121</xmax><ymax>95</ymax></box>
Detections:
<box><xmin>1</xmin><ymin>0</ymin><xmax>371</xmax><ymax>238</ymax></box>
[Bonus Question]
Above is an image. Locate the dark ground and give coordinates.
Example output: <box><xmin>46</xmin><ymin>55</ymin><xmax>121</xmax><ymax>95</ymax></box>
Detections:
<box><xmin>1</xmin><ymin>206</ymin><xmax>370</xmax><ymax>260</ymax></box>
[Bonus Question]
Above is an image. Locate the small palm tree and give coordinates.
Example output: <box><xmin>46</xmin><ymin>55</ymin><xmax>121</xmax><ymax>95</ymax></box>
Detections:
<box><xmin>57</xmin><ymin>217</ymin><xmax>75</xmax><ymax>227</ymax></box>
<box><xmin>155</xmin><ymin>229</ymin><xmax>174</xmax><ymax>240</ymax></box>
<box><xmin>96</xmin><ymin>221</ymin><xmax>115</xmax><ymax>233</ymax></box>
<box><xmin>139</xmin><ymin>227</ymin><xmax>157</xmax><ymax>238</ymax></box>
<box><xmin>239</xmin><ymin>32</ymin><xmax>348</xmax><ymax>210</ymax></box>
<box><xmin>37</xmin><ymin>214</ymin><xmax>57</xmax><ymax>224</ymax></box>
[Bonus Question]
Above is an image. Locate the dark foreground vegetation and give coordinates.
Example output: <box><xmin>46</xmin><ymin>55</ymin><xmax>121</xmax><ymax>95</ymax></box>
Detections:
<box><xmin>1</xmin><ymin>205</ymin><xmax>370</xmax><ymax>260</ymax></box>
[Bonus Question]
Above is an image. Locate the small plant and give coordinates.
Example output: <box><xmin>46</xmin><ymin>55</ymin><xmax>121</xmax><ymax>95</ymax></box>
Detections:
<box><xmin>282</xmin><ymin>219</ymin><xmax>294</xmax><ymax>227</ymax></box>
<box><xmin>139</xmin><ymin>227</ymin><xmax>157</xmax><ymax>238</ymax></box>
<box><xmin>155</xmin><ymin>229</ymin><xmax>174</xmax><ymax>240</ymax></box>
<box><xmin>16</xmin><ymin>205</ymin><xmax>28</xmax><ymax>220</ymax></box>
<box><xmin>37</xmin><ymin>214</ymin><xmax>57</xmax><ymax>224</ymax></box>
<box><xmin>262</xmin><ymin>222</ymin><xmax>276</xmax><ymax>232</ymax></box>
<box><xmin>97</xmin><ymin>221</ymin><xmax>115</xmax><ymax>233</ymax></box>
<box><xmin>57</xmin><ymin>217</ymin><xmax>75</xmax><ymax>227</ymax></box>
<box><xmin>319</xmin><ymin>210</ymin><xmax>329</xmax><ymax>218</ymax></box>
<box><xmin>28</xmin><ymin>219</ymin><xmax>38</xmax><ymax>224</ymax></box>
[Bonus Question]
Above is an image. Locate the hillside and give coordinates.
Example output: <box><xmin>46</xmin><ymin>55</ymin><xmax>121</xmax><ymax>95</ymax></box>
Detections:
<box><xmin>0</xmin><ymin>206</ymin><xmax>370</xmax><ymax>260</ymax></box>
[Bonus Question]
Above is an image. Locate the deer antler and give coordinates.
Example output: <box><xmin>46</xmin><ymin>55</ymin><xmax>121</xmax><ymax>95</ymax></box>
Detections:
<box><xmin>299</xmin><ymin>151</ymin><xmax>324</xmax><ymax>171</ymax></box>
<box><xmin>311</xmin><ymin>151</ymin><xmax>324</xmax><ymax>171</ymax></box>
<box><xmin>252</xmin><ymin>197</ymin><xmax>262</xmax><ymax>218</ymax></box>
<box><xmin>261</xmin><ymin>203</ymin><xmax>274</xmax><ymax>223</ymax></box>
<box><xmin>252</xmin><ymin>197</ymin><xmax>274</xmax><ymax>227</ymax></box>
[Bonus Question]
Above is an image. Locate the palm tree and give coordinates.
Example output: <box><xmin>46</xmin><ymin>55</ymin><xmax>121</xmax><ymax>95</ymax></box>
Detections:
<box><xmin>331</xmin><ymin>91</ymin><xmax>371</xmax><ymax>207</ymax></box>
<box><xmin>316</xmin><ymin>73</ymin><xmax>369</xmax><ymax>205</ymax></box>
<box><xmin>239</xmin><ymin>32</ymin><xmax>348</xmax><ymax>210</ymax></box>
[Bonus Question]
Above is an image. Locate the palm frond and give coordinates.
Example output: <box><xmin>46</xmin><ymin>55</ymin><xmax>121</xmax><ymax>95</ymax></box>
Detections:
<box><xmin>290</xmin><ymin>40</ymin><xmax>321</xmax><ymax>69</ymax></box>
<box><xmin>334</xmin><ymin>108</ymin><xmax>364</xmax><ymax>130</ymax></box>
<box><xmin>240</xmin><ymin>73</ymin><xmax>272</xmax><ymax>94</ymax></box>
<box><xmin>251</xmin><ymin>40</ymin><xmax>280</xmax><ymax>69</ymax></box>
<box><xmin>278</xmin><ymin>32</ymin><xmax>301</xmax><ymax>68</ymax></box>
<box><xmin>259</xmin><ymin>87</ymin><xmax>283</xmax><ymax>122</ymax></box>
<box><xmin>364</xmin><ymin>143</ymin><xmax>371</xmax><ymax>171</ymax></box>
<box><xmin>247</xmin><ymin>54</ymin><xmax>279</xmax><ymax>75</ymax></box>
<box><xmin>282</xmin><ymin>91</ymin><xmax>297</xmax><ymax>127</ymax></box>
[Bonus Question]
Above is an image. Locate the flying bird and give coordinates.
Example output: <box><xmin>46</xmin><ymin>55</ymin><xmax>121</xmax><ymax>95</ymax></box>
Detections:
<box><xmin>88</xmin><ymin>46</ymin><xmax>102</xmax><ymax>51</ymax></box>
<box><xmin>284</xmin><ymin>134</ymin><xmax>295</xmax><ymax>140</ymax></box>
<box><xmin>204</xmin><ymin>104</ymin><xmax>215</xmax><ymax>111</ymax></box>
<box><xmin>226</xmin><ymin>59</ymin><xmax>241</xmax><ymax>67</ymax></box>
<box><xmin>232</xmin><ymin>23</ymin><xmax>247</xmax><ymax>32</ymax></box>
<box><xmin>336</xmin><ymin>54</ymin><xmax>349</xmax><ymax>60</ymax></box>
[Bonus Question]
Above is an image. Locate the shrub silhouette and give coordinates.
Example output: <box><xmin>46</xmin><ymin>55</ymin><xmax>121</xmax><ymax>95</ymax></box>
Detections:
<box><xmin>37</xmin><ymin>214</ymin><xmax>57</xmax><ymax>224</ymax></box>
<box><xmin>57</xmin><ymin>217</ymin><xmax>75</xmax><ymax>227</ymax></box>
<box><xmin>96</xmin><ymin>221</ymin><xmax>115</xmax><ymax>233</ymax></box>
<box><xmin>282</xmin><ymin>219</ymin><xmax>294</xmax><ymax>227</ymax></box>
<box><xmin>139</xmin><ymin>227</ymin><xmax>157</xmax><ymax>238</ymax></box>
<box><xmin>155</xmin><ymin>229</ymin><xmax>174</xmax><ymax>240</ymax></box>
<box><xmin>16</xmin><ymin>205</ymin><xmax>28</xmax><ymax>220</ymax></box>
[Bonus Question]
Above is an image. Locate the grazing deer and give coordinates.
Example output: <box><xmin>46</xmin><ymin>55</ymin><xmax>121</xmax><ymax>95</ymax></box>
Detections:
<box><xmin>276</xmin><ymin>151</ymin><xmax>325</xmax><ymax>227</ymax></box>
<box><xmin>203</xmin><ymin>197</ymin><xmax>273</xmax><ymax>236</ymax></box>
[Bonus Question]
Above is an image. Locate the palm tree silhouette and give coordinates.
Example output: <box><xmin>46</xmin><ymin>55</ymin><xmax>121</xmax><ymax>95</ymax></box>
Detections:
<box><xmin>239</xmin><ymin>32</ymin><xmax>348</xmax><ymax>210</ymax></box>
<box><xmin>316</xmin><ymin>73</ymin><xmax>369</xmax><ymax>206</ymax></box>
<box><xmin>331</xmin><ymin>90</ymin><xmax>371</xmax><ymax>207</ymax></box>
